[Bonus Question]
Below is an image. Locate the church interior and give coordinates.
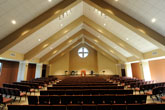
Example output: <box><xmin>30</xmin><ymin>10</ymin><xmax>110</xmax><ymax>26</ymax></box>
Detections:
<box><xmin>0</xmin><ymin>0</ymin><xmax>165</xmax><ymax>110</ymax></box>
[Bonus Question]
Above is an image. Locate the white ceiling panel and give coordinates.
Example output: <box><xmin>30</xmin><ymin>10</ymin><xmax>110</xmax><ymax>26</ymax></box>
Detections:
<box><xmin>10</xmin><ymin>2</ymin><xmax>83</xmax><ymax>54</ymax></box>
<box><xmin>83</xmin><ymin>24</ymin><xmax>132</xmax><ymax>57</ymax></box>
<box><xmin>47</xmin><ymin>37</ymin><xmax>82</xmax><ymax>61</ymax></box>
<box><xmin>105</xmin><ymin>0</ymin><xmax>165</xmax><ymax>37</ymax></box>
<box><xmin>35</xmin><ymin>24</ymin><xmax>83</xmax><ymax>58</ymax></box>
<box><xmin>83</xmin><ymin>2</ymin><xmax>158</xmax><ymax>53</ymax></box>
<box><xmin>0</xmin><ymin>0</ymin><xmax>63</xmax><ymax>40</ymax></box>
<box><xmin>85</xmin><ymin>39</ymin><xmax>118</xmax><ymax>60</ymax></box>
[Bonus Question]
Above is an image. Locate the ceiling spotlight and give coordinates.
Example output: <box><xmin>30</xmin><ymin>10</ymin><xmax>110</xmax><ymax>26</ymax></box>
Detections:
<box><xmin>126</xmin><ymin>38</ymin><xmax>129</xmax><ymax>40</ymax></box>
<box><xmin>115</xmin><ymin>0</ymin><xmax>119</xmax><ymax>2</ymax></box>
<box><xmin>151</xmin><ymin>18</ymin><xmax>156</xmax><ymax>23</ymax></box>
<box><xmin>11</xmin><ymin>20</ymin><xmax>16</xmax><ymax>24</ymax></box>
<box><xmin>48</xmin><ymin>0</ymin><xmax>52</xmax><ymax>2</ymax></box>
<box><xmin>104</xmin><ymin>23</ymin><xmax>106</xmax><ymax>26</ymax></box>
<box><xmin>38</xmin><ymin>39</ymin><xmax>41</xmax><ymax>41</ymax></box>
<box><xmin>98</xmin><ymin>11</ymin><xmax>101</xmax><ymax>15</ymax></box>
<box><xmin>60</xmin><ymin>24</ymin><xmax>63</xmax><ymax>27</ymax></box>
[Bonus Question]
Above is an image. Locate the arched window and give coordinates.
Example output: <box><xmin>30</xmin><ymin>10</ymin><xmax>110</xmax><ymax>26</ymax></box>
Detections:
<box><xmin>78</xmin><ymin>47</ymin><xmax>89</xmax><ymax>58</ymax></box>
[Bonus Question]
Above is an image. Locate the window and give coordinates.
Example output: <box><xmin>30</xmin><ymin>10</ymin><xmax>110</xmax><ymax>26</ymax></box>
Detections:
<box><xmin>0</xmin><ymin>62</ymin><xmax>2</xmax><ymax>76</ymax></box>
<box><xmin>78</xmin><ymin>47</ymin><xmax>89</xmax><ymax>58</ymax></box>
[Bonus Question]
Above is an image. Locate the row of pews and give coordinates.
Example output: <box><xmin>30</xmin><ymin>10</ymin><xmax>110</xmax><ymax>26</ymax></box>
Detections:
<box><xmin>0</xmin><ymin>76</ymin><xmax>57</xmax><ymax>106</ymax></box>
<box><xmin>7</xmin><ymin>76</ymin><xmax>165</xmax><ymax>110</ymax></box>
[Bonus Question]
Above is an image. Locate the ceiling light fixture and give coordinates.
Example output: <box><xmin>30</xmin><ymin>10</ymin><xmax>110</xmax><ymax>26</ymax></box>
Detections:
<box><xmin>151</xmin><ymin>18</ymin><xmax>156</xmax><ymax>23</ymax></box>
<box><xmin>11</xmin><ymin>20</ymin><xmax>16</xmax><ymax>24</ymax></box>
<box><xmin>104</xmin><ymin>23</ymin><xmax>106</xmax><ymax>26</ymax></box>
<box><xmin>38</xmin><ymin>39</ymin><xmax>41</xmax><ymax>41</ymax></box>
<box><xmin>59</xmin><ymin>9</ymin><xmax>72</xmax><ymax>20</ymax></box>
<box><xmin>60</xmin><ymin>24</ymin><xmax>63</xmax><ymax>27</ymax></box>
<box><xmin>126</xmin><ymin>38</ymin><xmax>129</xmax><ymax>40</ymax></box>
<box><xmin>115</xmin><ymin>0</ymin><xmax>119</xmax><ymax>2</ymax></box>
<box><xmin>48</xmin><ymin>0</ymin><xmax>52</xmax><ymax>2</ymax></box>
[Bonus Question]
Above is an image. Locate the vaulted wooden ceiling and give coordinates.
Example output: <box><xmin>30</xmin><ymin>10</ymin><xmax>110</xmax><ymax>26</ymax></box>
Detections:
<box><xmin>0</xmin><ymin>0</ymin><xmax>165</xmax><ymax>64</ymax></box>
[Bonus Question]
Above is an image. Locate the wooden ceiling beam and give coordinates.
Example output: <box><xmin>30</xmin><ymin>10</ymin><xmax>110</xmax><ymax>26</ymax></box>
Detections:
<box><xmin>83</xmin><ymin>29</ymin><xmax>127</xmax><ymax>62</ymax></box>
<box><xmin>0</xmin><ymin>0</ymin><xmax>82</xmax><ymax>55</ymax></box>
<box><xmin>49</xmin><ymin>39</ymin><xmax>82</xmax><ymax>64</ymax></box>
<box><xmin>84</xmin><ymin>0</ymin><xmax>165</xmax><ymax>50</ymax></box>
<box><xmin>82</xmin><ymin>16</ymin><xmax>143</xmax><ymax>59</ymax></box>
<box><xmin>24</xmin><ymin>16</ymin><xmax>83</xmax><ymax>60</ymax></box>
<box><xmin>40</xmin><ymin>30</ymin><xmax>83</xmax><ymax>62</ymax></box>
<box><xmin>84</xmin><ymin>38</ymin><xmax>119</xmax><ymax>63</ymax></box>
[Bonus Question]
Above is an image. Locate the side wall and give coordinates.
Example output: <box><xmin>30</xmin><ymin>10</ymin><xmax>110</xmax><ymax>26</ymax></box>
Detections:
<box><xmin>149</xmin><ymin>59</ymin><xmax>165</xmax><ymax>82</ymax></box>
<box><xmin>0</xmin><ymin>60</ymin><xmax>19</xmax><ymax>86</ymax></box>
<box><xmin>131</xmin><ymin>63</ymin><xmax>143</xmax><ymax>79</ymax></box>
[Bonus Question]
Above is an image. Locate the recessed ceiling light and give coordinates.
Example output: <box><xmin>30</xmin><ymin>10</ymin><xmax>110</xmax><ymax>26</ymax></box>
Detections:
<box><xmin>11</xmin><ymin>20</ymin><xmax>16</xmax><ymax>24</ymax></box>
<box><xmin>115</xmin><ymin>0</ymin><xmax>119</xmax><ymax>2</ymax></box>
<box><xmin>48</xmin><ymin>0</ymin><xmax>52</xmax><ymax>2</ymax></box>
<box><xmin>126</xmin><ymin>38</ymin><xmax>129</xmax><ymax>40</ymax></box>
<box><xmin>104</xmin><ymin>23</ymin><xmax>106</xmax><ymax>26</ymax></box>
<box><xmin>38</xmin><ymin>39</ymin><xmax>41</xmax><ymax>41</ymax></box>
<box><xmin>151</xmin><ymin>18</ymin><xmax>156</xmax><ymax>23</ymax></box>
<box><xmin>94</xmin><ymin>39</ymin><xmax>98</xmax><ymax>43</ymax></box>
<box><xmin>98</xmin><ymin>11</ymin><xmax>101</xmax><ymax>15</ymax></box>
<box><xmin>60</xmin><ymin>24</ymin><xmax>63</xmax><ymax>27</ymax></box>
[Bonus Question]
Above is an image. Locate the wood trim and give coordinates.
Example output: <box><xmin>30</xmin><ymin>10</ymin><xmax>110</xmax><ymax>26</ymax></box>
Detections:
<box><xmin>49</xmin><ymin>39</ymin><xmax>82</xmax><ymax>64</ymax></box>
<box><xmin>84</xmin><ymin>0</ymin><xmax>165</xmax><ymax>50</ymax></box>
<box><xmin>85</xmin><ymin>38</ymin><xmax>118</xmax><ymax>63</ymax></box>
<box><xmin>0</xmin><ymin>0</ymin><xmax>82</xmax><ymax>55</ymax></box>
<box><xmin>83</xmin><ymin>30</ymin><xmax>127</xmax><ymax>62</ymax></box>
<box><xmin>24</xmin><ymin>16</ymin><xmax>83</xmax><ymax>60</ymax></box>
<box><xmin>82</xmin><ymin>16</ymin><xmax>143</xmax><ymax>59</ymax></box>
<box><xmin>40</xmin><ymin>30</ymin><xmax>83</xmax><ymax>62</ymax></box>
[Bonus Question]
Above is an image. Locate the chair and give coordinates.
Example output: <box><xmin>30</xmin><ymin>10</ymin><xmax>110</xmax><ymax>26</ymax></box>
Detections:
<box><xmin>39</xmin><ymin>96</ymin><xmax>50</xmax><ymax>104</ymax></box>
<box><xmin>127</xmin><ymin>104</ymin><xmax>146</xmax><ymax>110</ymax></box>
<box><xmin>49</xmin><ymin>96</ymin><xmax>60</xmax><ymax>105</ymax></box>
<box><xmin>28</xmin><ymin>96</ymin><xmax>38</xmax><ymax>105</ymax></box>
<box><xmin>82</xmin><ymin>104</ymin><xmax>97</xmax><ymax>110</ymax></box>
<box><xmin>51</xmin><ymin>105</ymin><xmax>66</xmax><ymax>110</ymax></box>
<box><xmin>8</xmin><ymin>105</ymin><xmax>29</xmax><ymax>110</ymax></box>
<box><xmin>0</xmin><ymin>94</ymin><xmax>13</xmax><ymax>105</ymax></box>
<box><xmin>67</xmin><ymin>104</ymin><xmax>82</xmax><ymax>110</ymax></box>
<box><xmin>97</xmin><ymin>104</ymin><xmax>111</xmax><ymax>110</ymax></box>
<box><xmin>111</xmin><ymin>104</ymin><xmax>126</xmax><ymax>110</ymax></box>
<box><xmin>29</xmin><ymin>105</ymin><xmax>50</xmax><ymax>110</ymax></box>
<box><xmin>14</xmin><ymin>89</ymin><xmax>26</xmax><ymax>102</ymax></box>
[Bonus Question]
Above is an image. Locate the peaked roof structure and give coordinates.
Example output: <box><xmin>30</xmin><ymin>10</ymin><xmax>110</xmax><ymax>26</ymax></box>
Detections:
<box><xmin>0</xmin><ymin>0</ymin><xmax>165</xmax><ymax>64</ymax></box>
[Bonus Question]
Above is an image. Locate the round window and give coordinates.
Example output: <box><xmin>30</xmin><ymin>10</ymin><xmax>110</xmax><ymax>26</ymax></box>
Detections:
<box><xmin>78</xmin><ymin>47</ymin><xmax>89</xmax><ymax>58</ymax></box>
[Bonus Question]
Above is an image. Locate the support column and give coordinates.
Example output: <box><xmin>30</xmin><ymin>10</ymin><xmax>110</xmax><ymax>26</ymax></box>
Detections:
<box><xmin>125</xmin><ymin>63</ymin><xmax>133</xmax><ymax>77</ymax></box>
<box><xmin>35</xmin><ymin>63</ymin><xmax>43</xmax><ymax>78</ymax></box>
<box><xmin>116</xmin><ymin>64</ymin><xmax>122</xmax><ymax>76</ymax></box>
<box><xmin>141</xmin><ymin>60</ymin><xmax>151</xmax><ymax>81</ymax></box>
<box><xmin>17</xmin><ymin>61</ymin><xmax>29</xmax><ymax>82</ymax></box>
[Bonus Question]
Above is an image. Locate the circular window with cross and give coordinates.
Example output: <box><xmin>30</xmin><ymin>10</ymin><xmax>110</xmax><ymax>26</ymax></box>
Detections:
<box><xmin>78</xmin><ymin>47</ymin><xmax>89</xmax><ymax>58</ymax></box>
